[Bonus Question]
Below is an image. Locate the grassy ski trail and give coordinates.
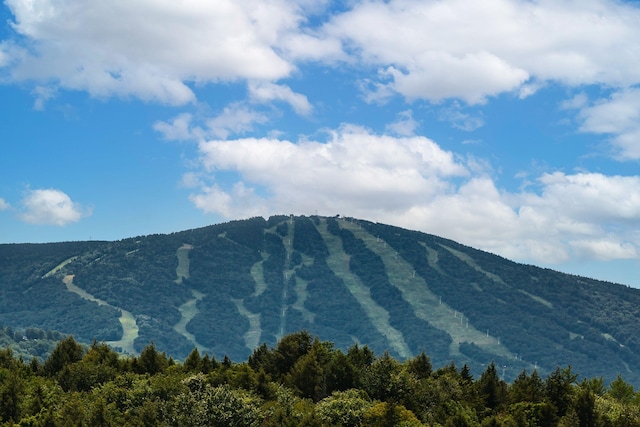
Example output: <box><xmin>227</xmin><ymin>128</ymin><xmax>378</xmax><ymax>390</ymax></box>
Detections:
<box><xmin>339</xmin><ymin>219</ymin><xmax>514</xmax><ymax>359</ymax></box>
<box><xmin>172</xmin><ymin>244</ymin><xmax>209</xmax><ymax>352</ymax></box>
<box><xmin>317</xmin><ymin>218</ymin><xmax>412</xmax><ymax>358</ymax></box>
<box><xmin>63</xmin><ymin>274</ymin><xmax>138</xmax><ymax>355</ymax></box>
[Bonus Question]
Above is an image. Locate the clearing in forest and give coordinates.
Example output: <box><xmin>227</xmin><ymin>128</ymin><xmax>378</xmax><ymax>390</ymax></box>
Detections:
<box><xmin>339</xmin><ymin>219</ymin><xmax>514</xmax><ymax>359</ymax></box>
<box><xmin>317</xmin><ymin>218</ymin><xmax>412</xmax><ymax>358</ymax></box>
<box><xmin>62</xmin><ymin>274</ymin><xmax>138</xmax><ymax>355</ymax></box>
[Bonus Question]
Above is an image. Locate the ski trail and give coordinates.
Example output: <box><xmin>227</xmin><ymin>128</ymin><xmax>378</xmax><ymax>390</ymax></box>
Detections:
<box><xmin>318</xmin><ymin>219</ymin><xmax>412</xmax><ymax>358</ymax></box>
<box><xmin>62</xmin><ymin>275</ymin><xmax>138</xmax><ymax>355</ymax></box>
<box><xmin>172</xmin><ymin>244</ymin><xmax>209</xmax><ymax>353</ymax></box>
<box><xmin>174</xmin><ymin>289</ymin><xmax>207</xmax><ymax>352</ymax></box>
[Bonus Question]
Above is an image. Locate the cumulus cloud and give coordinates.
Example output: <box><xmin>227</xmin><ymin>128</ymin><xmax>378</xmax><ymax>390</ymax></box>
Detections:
<box><xmin>2</xmin><ymin>0</ymin><xmax>304</xmax><ymax>104</ymax></box>
<box><xmin>280</xmin><ymin>31</ymin><xmax>345</xmax><ymax>63</ymax></box>
<box><xmin>248</xmin><ymin>81</ymin><xmax>312</xmax><ymax>116</ymax></box>
<box><xmin>153</xmin><ymin>113</ymin><xmax>202</xmax><ymax>141</ymax></box>
<box><xmin>385</xmin><ymin>52</ymin><xmax>529</xmax><ymax>104</ymax></box>
<box><xmin>190</xmin><ymin>182</ymin><xmax>268</xmax><ymax>219</ymax></box>
<box><xmin>324</xmin><ymin>0</ymin><xmax>640</xmax><ymax>102</ymax></box>
<box><xmin>531</xmin><ymin>172</ymin><xmax>640</xmax><ymax>223</ymax></box>
<box><xmin>154</xmin><ymin>104</ymin><xmax>271</xmax><ymax>141</ymax></box>
<box><xmin>0</xmin><ymin>198</ymin><xmax>10</xmax><ymax>210</ymax></box>
<box><xmin>206</xmin><ymin>103</ymin><xmax>270</xmax><ymax>139</ymax></box>
<box><xmin>4</xmin><ymin>0</ymin><xmax>640</xmax><ymax>108</ymax></box>
<box><xmin>384</xmin><ymin>171</ymin><xmax>640</xmax><ymax>264</ymax></box>
<box><xmin>574</xmin><ymin>88</ymin><xmax>640</xmax><ymax>160</ymax></box>
<box><xmin>31</xmin><ymin>85</ymin><xmax>57</xmax><ymax>110</ymax></box>
<box><xmin>561</xmin><ymin>92</ymin><xmax>589</xmax><ymax>111</ymax></box>
<box><xmin>19</xmin><ymin>189</ymin><xmax>90</xmax><ymax>226</ymax></box>
<box><xmin>438</xmin><ymin>103</ymin><xmax>485</xmax><ymax>132</ymax></box>
<box><xmin>386</xmin><ymin>110</ymin><xmax>419</xmax><ymax>136</ymax></box>
<box><xmin>191</xmin><ymin>125</ymin><xmax>468</xmax><ymax>217</ymax></box>
<box><xmin>152</xmin><ymin>82</ymin><xmax>314</xmax><ymax>144</ymax></box>
<box><xmin>186</xmin><ymin>127</ymin><xmax>640</xmax><ymax>265</ymax></box>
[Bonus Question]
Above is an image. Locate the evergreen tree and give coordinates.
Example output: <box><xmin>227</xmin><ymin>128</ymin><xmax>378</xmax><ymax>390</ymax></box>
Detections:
<box><xmin>362</xmin><ymin>352</ymin><xmax>405</xmax><ymax>402</ymax></box>
<box><xmin>573</xmin><ymin>385</ymin><xmax>597</xmax><ymax>427</ymax></box>
<box><xmin>43</xmin><ymin>336</ymin><xmax>84</xmax><ymax>376</ymax></box>
<box><xmin>0</xmin><ymin>371</ymin><xmax>23</xmax><ymax>423</ymax></box>
<box><xmin>274</xmin><ymin>331</ymin><xmax>313</xmax><ymax>377</ymax></box>
<box><xmin>509</xmin><ymin>369</ymin><xmax>545</xmax><ymax>404</ymax></box>
<box><xmin>406</xmin><ymin>351</ymin><xmax>432</xmax><ymax>380</ymax></box>
<box><xmin>135</xmin><ymin>342</ymin><xmax>167</xmax><ymax>375</ymax></box>
<box><xmin>183</xmin><ymin>348</ymin><xmax>202</xmax><ymax>372</ymax></box>
<box><xmin>608</xmin><ymin>374</ymin><xmax>635</xmax><ymax>405</ymax></box>
<box><xmin>477</xmin><ymin>362</ymin><xmax>506</xmax><ymax>414</ymax></box>
<box><xmin>3</xmin><ymin>330</ymin><xmax>640</xmax><ymax>426</ymax></box>
<box><xmin>545</xmin><ymin>366</ymin><xmax>578</xmax><ymax>418</ymax></box>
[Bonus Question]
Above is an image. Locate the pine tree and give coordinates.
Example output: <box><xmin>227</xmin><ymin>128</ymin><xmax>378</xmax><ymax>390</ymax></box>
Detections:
<box><xmin>43</xmin><ymin>336</ymin><xmax>84</xmax><ymax>376</ymax></box>
<box><xmin>477</xmin><ymin>362</ymin><xmax>506</xmax><ymax>412</ymax></box>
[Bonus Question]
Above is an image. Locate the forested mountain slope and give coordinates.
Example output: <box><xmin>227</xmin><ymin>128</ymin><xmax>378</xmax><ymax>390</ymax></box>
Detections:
<box><xmin>1</xmin><ymin>215</ymin><xmax>639</xmax><ymax>384</ymax></box>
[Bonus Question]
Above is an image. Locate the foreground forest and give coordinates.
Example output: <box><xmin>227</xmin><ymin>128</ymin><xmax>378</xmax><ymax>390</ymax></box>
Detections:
<box><xmin>1</xmin><ymin>331</ymin><xmax>640</xmax><ymax>427</ymax></box>
<box><xmin>2</xmin><ymin>215</ymin><xmax>640</xmax><ymax>385</ymax></box>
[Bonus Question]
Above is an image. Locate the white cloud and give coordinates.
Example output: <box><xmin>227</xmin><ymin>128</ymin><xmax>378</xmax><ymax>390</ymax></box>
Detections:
<box><xmin>569</xmin><ymin>239</ymin><xmax>637</xmax><ymax>261</ymax></box>
<box><xmin>518</xmin><ymin>81</ymin><xmax>545</xmax><ymax>99</ymax></box>
<box><xmin>0</xmin><ymin>198</ymin><xmax>10</xmax><ymax>210</ymax></box>
<box><xmin>386</xmin><ymin>110</ymin><xmax>419</xmax><ymax>136</ymax></box>
<box><xmin>575</xmin><ymin>88</ymin><xmax>640</xmax><ymax>160</ymax></box>
<box><xmin>189</xmin><ymin>182</ymin><xmax>267</xmax><ymax>219</ymax></box>
<box><xmin>248</xmin><ymin>81</ymin><xmax>312</xmax><ymax>116</ymax></box>
<box><xmin>4</xmin><ymin>0</ymin><xmax>640</xmax><ymax>108</ymax></box>
<box><xmin>323</xmin><ymin>0</ymin><xmax>640</xmax><ymax>103</ymax></box>
<box><xmin>561</xmin><ymin>92</ymin><xmax>589</xmax><ymax>110</ymax></box>
<box><xmin>153</xmin><ymin>113</ymin><xmax>201</xmax><ymax>141</ymax></box>
<box><xmin>385</xmin><ymin>51</ymin><xmax>529</xmax><ymax>104</ymax></box>
<box><xmin>186</xmin><ymin>127</ymin><xmax>640</xmax><ymax>266</ymax></box>
<box><xmin>191</xmin><ymin>125</ymin><xmax>468</xmax><ymax>217</ymax></box>
<box><xmin>578</xmin><ymin>90</ymin><xmax>640</xmax><ymax>134</ymax></box>
<box><xmin>2</xmin><ymin>0</ymin><xmax>303</xmax><ymax>104</ymax></box>
<box><xmin>438</xmin><ymin>103</ymin><xmax>485</xmax><ymax>131</ymax></box>
<box><xmin>3</xmin><ymin>0</ymin><xmax>640</xmax><ymax>149</ymax></box>
<box><xmin>533</xmin><ymin>172</ymin><xmax>640</xmax><ymax>223</ymax></box>
<box><xmin>19</xmin><ymin>189</ymin><xmax>90</xmax><ymax>226</ymax></box>
<box><xmin>154</xmin><ymin>102</ymin><xmax>273</xmax><ymax>142</ymax></box>
<box><xmin>280</xmin><ymin>32</ymin><xmax>345</xmax><ymax>63</ymax></box>
<box><xmin>402</xmin><ymin>172</ymin><xmax>640</xmax><ymax>263</ymax></box>
<box><xmin>31</xmin><ymin>85</ymin><xmax>57</xmax><ymax>110</ymax></box>
<box><xmin>206</xmin><ymin>103</ymin><xmax>269</xmax><ymax>139</ymax></box>
<box><xmin>359</xmin><ymin>76</ymin><xmax>397</xmax><ymax>105</ymax></box>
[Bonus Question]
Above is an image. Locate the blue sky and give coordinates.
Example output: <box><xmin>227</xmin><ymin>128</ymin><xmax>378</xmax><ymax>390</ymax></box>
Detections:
<box><xmin>1</xmin><ymin>0</ymin><xmax>640</xmax><ymax>287</ymax></box>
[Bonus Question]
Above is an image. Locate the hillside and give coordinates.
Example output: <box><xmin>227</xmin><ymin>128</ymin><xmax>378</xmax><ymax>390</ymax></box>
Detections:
<box><xmin>1</xmin><ymin>215</ymin><xmax>639</xmax><ymax>384</ymax></box>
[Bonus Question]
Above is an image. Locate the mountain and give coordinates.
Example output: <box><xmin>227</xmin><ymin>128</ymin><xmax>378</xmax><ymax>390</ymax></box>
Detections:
<box><xmin>1</xmin><ymin>215</ymin><xmax>639</xmax><ymax>384</ymax></box>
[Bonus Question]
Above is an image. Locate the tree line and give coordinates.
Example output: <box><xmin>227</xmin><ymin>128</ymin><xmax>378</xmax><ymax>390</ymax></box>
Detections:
<box><xmin>1</xmin><ymin>331</ymin><xmax>639</xmax><ymax>426</ymax></box>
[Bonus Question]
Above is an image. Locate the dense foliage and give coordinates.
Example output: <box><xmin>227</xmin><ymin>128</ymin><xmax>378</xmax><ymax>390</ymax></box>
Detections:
<box><xmin>327</xmin><ymin>218</ymin><xmax>451</xmax><ymax>362</ymax></box>
<box><xmin>359</xmin><ymin>220</ymin><xmax>640</xmax><ymax>383</ymax></box>
<box><xmin>0</xmin><ymin>242</ymin><xmax>122</xmax><ymax>343</ymax></box>
<box><xmin>0</xmin><ymin>326</ymin><xmax>66</xmax><ymax>362</ymax></box>
<box><xmin>2</xmin><ymin>332</ymin><xmax>640</xmax><ymax>426</ymax></box>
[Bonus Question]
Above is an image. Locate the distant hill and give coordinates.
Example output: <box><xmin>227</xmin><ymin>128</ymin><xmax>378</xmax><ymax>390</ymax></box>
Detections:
<box><xmin>1</xmin><ymin>215</ymin><xmax>639</xmax><ymax>384</ymax></box>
